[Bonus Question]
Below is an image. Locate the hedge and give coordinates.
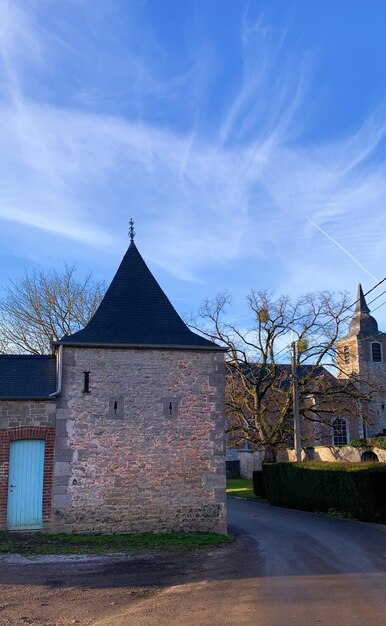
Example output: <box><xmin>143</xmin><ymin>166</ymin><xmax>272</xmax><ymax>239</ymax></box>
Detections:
<box><xmin>350</xmin><ymin>435</ymin><xmax>386</xmax><ymax>449</ymax></box>
<box><xmin>262</xmin><ymin>462</ymin><xmax>386</xmax><ymax>522</ymax></box>
<box><xmin>252</xmin><ymin>471</ymin><xmax>267</xmax><ymax>498</ymax></box>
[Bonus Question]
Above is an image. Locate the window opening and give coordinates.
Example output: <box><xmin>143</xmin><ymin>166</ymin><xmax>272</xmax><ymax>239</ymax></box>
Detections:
<box><xmin>343</xmin><ymin>345</ymin><xmax>350</xmax><ymax>364</ymax></box>
<box><xmin>371</xmin><ymin>342</ymin><xmax>382</xmax><ymax>362</ymax></box>
<box><xmin>83</xmin><ymin>371</ymin><xmax>90</xmax><ymax>393</ymax></box>
<box><xmin>361</xmin><ymin>451</ymin><xmax>379</xmax><ymax>463</ymax></box>
<box><xmin>333</xmin><ymin>418</ymin><xmax>348</xmax><ymax>445</ymax></box>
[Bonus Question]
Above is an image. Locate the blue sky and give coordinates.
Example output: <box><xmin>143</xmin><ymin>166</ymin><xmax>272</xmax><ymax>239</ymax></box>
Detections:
<box><xmin>1</xmin><ymin>0</ymin><xmax>386</xmax><ymax>330</ymax></box>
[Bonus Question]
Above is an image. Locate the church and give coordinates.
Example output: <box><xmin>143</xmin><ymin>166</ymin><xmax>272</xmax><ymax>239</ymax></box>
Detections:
<box><xmin>334</xmin><ymin>284</ymin><xmax>386</xmax><ymax>441</ymax></box>
<box><xmin>0</xmin><ymin>228</ymin><xmax>227</xmax><ymax>533</ymax></box>
<box><xmin>227</xmin><ymin>284</ymin><xmax>386</xmax><ymax>475</ymax></box>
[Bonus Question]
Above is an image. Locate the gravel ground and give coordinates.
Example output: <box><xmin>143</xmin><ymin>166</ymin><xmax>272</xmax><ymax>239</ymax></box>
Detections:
<box><xmin>2</xmin><ymin>499</ymin><xmax>385</xmax><ymax>626</ymax></box>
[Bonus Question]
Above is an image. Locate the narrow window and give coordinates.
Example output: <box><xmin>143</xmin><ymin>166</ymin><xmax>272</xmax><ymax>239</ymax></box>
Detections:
<box><xmin>83</xmin><ymin>371</ymin><xmax>90</xmax><ymax>393</ymax></box>
<box><xmin>371</xmin><ymin>342</ymin><xmax>382</xmax><ymax>362</ymax></box>
<box><xmin>163</xmin><ymin>398</ymin><xmax>179</xmax><ymax>419</ymax></box>
<box><xmin>108</xmin><ymin>396</ymin><xmax>124</xmax><ymax>418</ymax></box>
<box><xmin>343</xmin><ymin>345</ymin><xmax>350</xmax><ymax>364</ymax></box>
<box><xmin>333</xmin><ymin>418</ymin><xmax>348</xmax><ymax>446</ymax></box>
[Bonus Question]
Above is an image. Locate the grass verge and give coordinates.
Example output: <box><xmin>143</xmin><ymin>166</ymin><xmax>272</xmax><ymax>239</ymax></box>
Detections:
<box><xmin>0</xmin><ymin>531</ymin><xmax>231</xmax><ymax>555</ymax></box>
<box><xmin>226</xmin><ymin>478</ymin><xmax>258</xmax><ymax>500</ymax></box>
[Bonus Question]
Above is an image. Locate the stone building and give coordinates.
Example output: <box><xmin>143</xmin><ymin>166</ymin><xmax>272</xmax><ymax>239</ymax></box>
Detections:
<box><xmin>227</xmin><ymin>284</ymin><xmax>386</xmax><ymax>475</ymax></box>
<box><xmin>0</xmin><ymin>234</ymin><xmax>226</xmax><ymax>533</ymax></box>
<box><xmin>335</xmin><ymin>283</ymin><xmax>386</xmax><ymax>439</ymax></box>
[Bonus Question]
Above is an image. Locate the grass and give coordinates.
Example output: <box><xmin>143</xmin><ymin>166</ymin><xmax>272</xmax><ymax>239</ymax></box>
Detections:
<box><xmin>0</xmin><ymin>531</ymin><xmax>231</xmax><ymax>556</ymax></box>
<box><xmin>226</xmin><ymin>478</ymin><xmax>258</xmax><ymax>500</ymax></box>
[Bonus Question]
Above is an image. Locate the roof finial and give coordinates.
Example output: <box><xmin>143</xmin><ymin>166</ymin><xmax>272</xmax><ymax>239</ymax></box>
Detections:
<box><xmin>129</xmin><ymin>218</ymin><xmax>135</xmax><ymax>243</ymax></box>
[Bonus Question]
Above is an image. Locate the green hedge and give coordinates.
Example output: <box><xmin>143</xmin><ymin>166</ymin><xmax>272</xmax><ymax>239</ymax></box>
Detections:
<box><xmin>350</xmin><ymin>435</ymin><xmax>386</xmax><ymax>449</ymax></box>
<box><xmin>262</xmin><ymin>462</ymin><xmax>386</xmax><ymax>522</ymax></box>
<box><xmin>252</xmin><ymin>471</ymin><xmax>267</xmax><ymax>498</ymax></box>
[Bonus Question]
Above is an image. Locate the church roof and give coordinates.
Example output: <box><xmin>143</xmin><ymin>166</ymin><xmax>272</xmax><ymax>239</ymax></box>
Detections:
<box><xmin>348</xmin><ymin>283</ymin><xmax>379</xmax><ymax>338</ymax></box>
<box><xmin>0</xmin><ymin>355</ymin><xmax>56</xmax><ymax>399</ymax></box>
<box><xmin>58</xmin><ymin>239</ymin><xmax>221</xmax><ymax>350</ymax></box>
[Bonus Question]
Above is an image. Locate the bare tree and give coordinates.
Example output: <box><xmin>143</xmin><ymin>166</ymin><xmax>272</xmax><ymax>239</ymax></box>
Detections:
<box><xmin>0</xmin><ymin>265</ymin><xmax>106</xmax><ymax>354</ymax></box>
<box><xmin>194</xmin><ymin>290</ymin><xmax>379</xmax><ymax>462</ymax></box>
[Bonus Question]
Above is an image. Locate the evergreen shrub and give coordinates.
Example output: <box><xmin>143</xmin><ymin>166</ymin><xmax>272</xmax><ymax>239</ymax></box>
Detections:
<box><xmin>252</xmin><ymin>470</ymin><xmax>267</xmax><ymax>497</ymax></box>
<box><xmin>262</xmin><ymin>462</ymin><xmax>386</xmax><ymax>522</ymax></box>
<box><xmin>350</xmin><ymin>435</ymin><xmax>386</xmax><ymax>449</ymax></box>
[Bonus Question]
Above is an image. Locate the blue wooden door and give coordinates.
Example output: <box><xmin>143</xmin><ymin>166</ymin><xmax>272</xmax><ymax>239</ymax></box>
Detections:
<box><xmin>7</xmin><ymin>440</ymin><xmax>45</xmax><ymax>530</ymax></box>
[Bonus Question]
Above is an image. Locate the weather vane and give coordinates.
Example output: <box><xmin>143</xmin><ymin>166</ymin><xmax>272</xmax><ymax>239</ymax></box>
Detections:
<box><xmin>129</xmin><ymin>218</ymin><xmax>135</xmax><ymax>242</ymax></box>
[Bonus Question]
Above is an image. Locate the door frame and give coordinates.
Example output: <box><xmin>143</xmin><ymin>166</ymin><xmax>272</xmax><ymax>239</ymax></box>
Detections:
<box><xmin>0</xmin><ymin>426</ymin><xmax>55</xmax><ymax>530</ymax></box>
<box><xmin>7</xmin><ymin>439</ymin><xmax>46</xmax><ymax>530</ymax></box>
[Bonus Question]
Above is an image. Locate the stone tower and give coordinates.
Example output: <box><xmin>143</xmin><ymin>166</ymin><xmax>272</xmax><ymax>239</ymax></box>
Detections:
<box><xmin>51</xmin><ymin>235</ymin><xmax>227</xmax><ymax>533</ymax></box>
<box><xmin>336</xmin><ymin>284</ymin><xmax>386</xmax><ymax>436</ymax></box>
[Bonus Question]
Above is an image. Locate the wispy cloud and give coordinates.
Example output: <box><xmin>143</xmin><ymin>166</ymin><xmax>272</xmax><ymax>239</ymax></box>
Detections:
<box><xmin>0</xmin><ymin>1</ymin><xmax>385</xmax><ymax>317</ymax></box>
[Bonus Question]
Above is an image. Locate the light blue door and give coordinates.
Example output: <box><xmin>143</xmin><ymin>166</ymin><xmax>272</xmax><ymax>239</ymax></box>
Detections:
<box><xmin>7</xmin><ymin>440</ymin><xmax>45</xmax><ymax>530</ymax></box>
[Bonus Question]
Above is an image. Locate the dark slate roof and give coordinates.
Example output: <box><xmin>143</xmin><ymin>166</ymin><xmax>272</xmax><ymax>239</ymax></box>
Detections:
<box><xmin>233</xmin><ymin>363</ymin><xmax>333</xmax><ymax>390</ymax></box>
<box><xmin>58</xmin><ymin>241</ymin><xmax>221</xmax><ymax>350</ymax></box>
<box><xmin>271</xmin><ymin>364</ymin><xmax>333</xmax><ymax>390</ymax></box>
<box><xmin>0</xmin><ymin>355</ymin><xmax>56</xmax><ymax>399</ymax></box>
<box><xmin>348</xmin><ymin>284</ymin><xmax>379</xmax><ymax>337</ymax></box>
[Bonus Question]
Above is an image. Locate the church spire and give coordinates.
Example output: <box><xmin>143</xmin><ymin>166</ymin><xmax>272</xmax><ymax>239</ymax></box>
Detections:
<box><xmin>355</xmin><ymin>283</ymin><xmax>370</xmax><ymax>314</ymax></box>
<box><xmin>349</xmin><ymin>283</ymin><xmax>378</xmax><ymax>337</ymax></box>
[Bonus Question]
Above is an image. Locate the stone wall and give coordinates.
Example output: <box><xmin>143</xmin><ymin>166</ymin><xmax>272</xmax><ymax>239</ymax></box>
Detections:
<box><xmin>238</xmin><ymin>450</ymin><xmax>266</xmax><ymax>478</ymax></box>
<box><xmin>52</xmin><ymin>346</ymin><xmax>226</xmax><ymax>534</ymax></box>
<box><xmin>280</xmin><ymin>445</ymin><xmax>386</xmax><ymax>463</ymax></box>
<box><xmin>0</xmin><ymin>400</ymin><xmax>55</xmax><ymax>430</ymax></box>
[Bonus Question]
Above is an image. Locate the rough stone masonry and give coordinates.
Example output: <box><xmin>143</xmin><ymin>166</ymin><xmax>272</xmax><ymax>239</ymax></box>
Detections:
<box><xmin>0</xmin><ymin>234</ymin><xmax>227</xmax><ymax>534</ymax></box>
<box><xmin>52</xmin><ymin>347</ymin><xmax>226</xmax><ymax>533</ymax></box>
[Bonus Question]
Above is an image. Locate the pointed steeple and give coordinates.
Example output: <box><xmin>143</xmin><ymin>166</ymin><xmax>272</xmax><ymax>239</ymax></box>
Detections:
<box><xmin>349</xmin><ymin>283</ymin><xmax>378</xmax><ymax>337</ymax></box>
<box><xmin>355</xmin><ymin>283</ymin><xmax>370</xmax><ymax>314</ymax></box>
<box><xmin>59</xmin><ymin>239</ymin><xmax>220</xmax><ymax>350</ymax></box>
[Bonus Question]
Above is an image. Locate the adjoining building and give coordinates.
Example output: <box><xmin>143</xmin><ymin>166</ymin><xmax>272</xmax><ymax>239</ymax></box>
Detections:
<box><xmin>0</xmin><ymin>232</ymin><xmax>227</xmax><ymax>533</ymax></box>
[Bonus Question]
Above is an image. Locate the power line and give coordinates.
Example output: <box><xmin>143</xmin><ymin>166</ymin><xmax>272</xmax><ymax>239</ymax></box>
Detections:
<box><xmin>369</xmin><ymin>299</ymin><xmax>386</xmax><ymax>314</ymax></box>
<box><xmin>273</xmin><ymin>277</ymin><xmax>386</xmax><ymax>360</ymax></box>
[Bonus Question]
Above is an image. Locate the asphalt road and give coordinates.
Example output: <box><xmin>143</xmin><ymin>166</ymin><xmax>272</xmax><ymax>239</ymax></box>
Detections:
<box><xmin>98</xmin><ymin>499</ymin><xmax>386</xmax><ymax>626</ymax></box>
<box><xmin>227</xmin><ymin>498</ymin><xmax>386</xmax><ymax>626</ymax></box>
<box><xmin>1</xmin><ymin>499</ymin><xmax>386</xmax><ymax>626</ymax></box>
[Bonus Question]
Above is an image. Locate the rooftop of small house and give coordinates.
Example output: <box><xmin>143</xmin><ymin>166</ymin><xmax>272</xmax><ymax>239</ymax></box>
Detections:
<box><xmin>0</xmin><ymin>354</ymin><xmax>56</xmax><ymax>399</ymax></box>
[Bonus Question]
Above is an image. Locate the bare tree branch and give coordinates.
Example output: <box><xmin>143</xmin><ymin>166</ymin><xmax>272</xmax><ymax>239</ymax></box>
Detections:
<box><xmin>192</xmin><ymin>289</ymin><xmax>381</xmax><ymax>462</ymax></box>
<box><xmin>0</xmin><ymin>265</ymin><xmax>106</xmax><ymax>354</ymax></box>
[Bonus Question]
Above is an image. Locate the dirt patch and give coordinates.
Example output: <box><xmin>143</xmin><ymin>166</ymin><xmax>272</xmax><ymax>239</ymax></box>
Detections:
<box><xmin>0</xmin><ymin>532</ymin><xmax>255</xmax><ymax>626</ymax></box>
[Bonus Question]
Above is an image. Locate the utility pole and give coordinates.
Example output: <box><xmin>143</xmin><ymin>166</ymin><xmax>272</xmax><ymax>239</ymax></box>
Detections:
<box><xmin>291</xmin><ymin>341</ymin><xmax>302</xmax><ymax>462</ymax></box>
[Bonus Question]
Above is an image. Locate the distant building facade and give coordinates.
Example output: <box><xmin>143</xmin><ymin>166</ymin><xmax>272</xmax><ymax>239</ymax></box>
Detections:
<box><xmin>0</xmin><ymin>235</ymin><xmax>227</xmax><ymax>533</ymax></box>
<box><xmin>227</xmin><ymin>284</ymin><xmax>386</xmax><ymax>473</ymax></box>
<box><xmin>335</xmin><ymin>284</ymin><xmax>386</xmax><ymax>439</ymax></box>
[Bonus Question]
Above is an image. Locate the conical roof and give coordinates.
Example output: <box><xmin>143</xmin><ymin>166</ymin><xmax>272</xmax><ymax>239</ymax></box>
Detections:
<box><xmin>59</xmin><ymin>240</ymin><xmax>220</xmax><ymax>350</ymax></box>
<box><xmin>348</xmin><ymin>284</ymin><xmax>379</xmax><ymax>337</ymax></box>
